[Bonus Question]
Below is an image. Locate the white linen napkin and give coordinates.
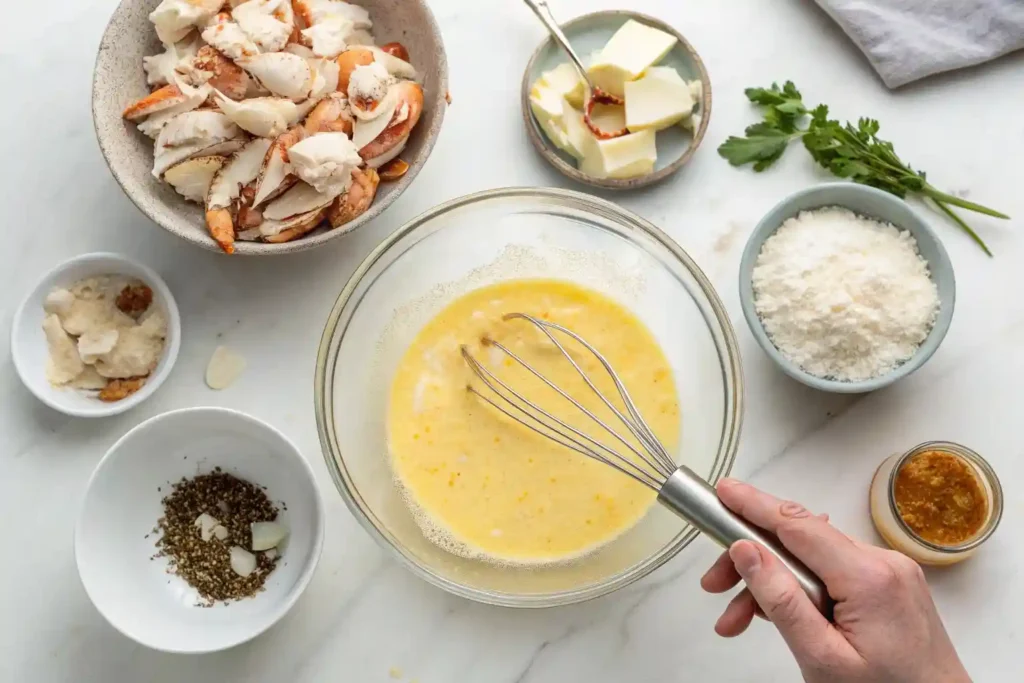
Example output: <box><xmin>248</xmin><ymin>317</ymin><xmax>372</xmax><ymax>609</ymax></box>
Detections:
<box><xmin>813</xmin><ymin>0</ymin><xmax>1024</xmax><ymax>87</ymax></box>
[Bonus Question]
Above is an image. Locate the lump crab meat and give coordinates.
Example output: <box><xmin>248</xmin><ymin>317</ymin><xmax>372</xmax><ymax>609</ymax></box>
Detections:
<box><xmin>347</xmin><ymin>61</ymin><xmax>394</xmax><ymax>120</ymax></box>
<box><xmin>202</xmin><ymin>12</ymin><xmax>260</xmax><ymax>61</ymax></box>
<box><xmin>164</xmin><ymin>155</ymin><xmax>226</xmax><ymax>202</ymax></box>
<box><xmin>326</xmin><ymin>167</ymin><xmax>378</xmax><ymax>228</ymax></box>
<box><xmin>143</xmin><ymin>36</ymin><xmax>200</xmax><ymax>87</ymax></box>
<box><xmin>262</xmin><ymin>181</ymin><xmax>336</xmax><ymax>221</ymax></box>
<box><xmin>232</xmin><ymin>0</ymin><xmax>294</xmax><ymax>53</ymax></box>
<box><xmin>150</xmin><ymin>0</ymin><xmax>226</xmax><ymax>44</ymax></box>
<box><xmin>238</xmin><ymin>52</ymin><xmax>314</xmax><ymax>101</ymax></box>
<box><xmin>335</xmin><ymin>47</ymin><xmax>374</xmax><ymax>93</ymax></box>
<box><xmin>301</xmin><ymin>15</ymin><xmax>353</xmax><ymax>58</ymax></box>
<box><xmin>286</xmin><ymin>132</ymin><xmax>361</xmax><ymax>196</ymax></box>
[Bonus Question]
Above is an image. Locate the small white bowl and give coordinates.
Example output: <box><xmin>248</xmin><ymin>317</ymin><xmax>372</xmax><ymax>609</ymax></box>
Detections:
<box><xmin>10</xmin><ymin>252</ymin><xmax>181</xmax><ymax>417</ymax></box>
<box><xmin>75</xmin><ymin>407</ymin><xmax>325</xmax><ymax>653</ymax></box>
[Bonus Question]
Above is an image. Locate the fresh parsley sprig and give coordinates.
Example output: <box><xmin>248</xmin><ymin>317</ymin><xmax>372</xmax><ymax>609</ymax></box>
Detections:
<box><xmin>718</xmin><ymin>82</ymin><xmax>1009</xmax><ymax>256</ymax></box>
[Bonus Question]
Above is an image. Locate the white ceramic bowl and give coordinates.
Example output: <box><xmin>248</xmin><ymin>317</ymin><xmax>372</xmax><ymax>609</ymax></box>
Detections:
<box><xmin>75</xmin><ymin>408</ymin><xmax>325</xmax><ymax>653</ymax></box>
<box><xmin>10</xmin><ymin>252</ymin><xmax>181</xmax><ymax>417</ymax></box>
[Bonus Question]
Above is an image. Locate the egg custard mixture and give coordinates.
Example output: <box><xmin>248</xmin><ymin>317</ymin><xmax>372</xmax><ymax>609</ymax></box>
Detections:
<box><xmin>387</xmin><ymin>279</ymin><xmax>680</xmax><ymax>565</ymax></box>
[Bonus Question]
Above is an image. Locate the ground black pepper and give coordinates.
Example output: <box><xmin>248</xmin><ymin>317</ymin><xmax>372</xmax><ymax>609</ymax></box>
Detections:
<box><xmin>154</xmin><ymin>468</ymin><xmax>281</xmax><ymax>606</ymax></box>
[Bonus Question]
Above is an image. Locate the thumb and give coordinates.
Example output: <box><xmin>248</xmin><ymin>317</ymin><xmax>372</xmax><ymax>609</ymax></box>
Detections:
<box><xmin>729</xmin><ymin>540</ymin><xmax>831</xmax><ymax>658</ymax></box>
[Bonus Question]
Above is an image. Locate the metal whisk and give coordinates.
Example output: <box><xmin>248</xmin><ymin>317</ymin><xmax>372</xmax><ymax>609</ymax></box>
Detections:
<box><xmin>461</xmin><ymin>313</ymin><xmax>832</xmax><ymax>618</ymax></box>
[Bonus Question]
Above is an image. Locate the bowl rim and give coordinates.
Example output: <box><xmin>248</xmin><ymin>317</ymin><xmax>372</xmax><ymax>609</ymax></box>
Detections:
<box><xmin>10</xmin><ymin>251</ymin><xmax>182</xmax><ymax>417</ymax></box>
<box><xmin>738</xmin><ymin>182</ymin><xmax>956</xmax><ymax>394</ymax></box>
<box><xmin>74</xmin><ymin>406</ymin><xmax>326</xmax><ymax>653</ymax></box>
<box><xmin>520</xmin><ymin>9</ymin><xmax>712</xmax><ymax>190</ymax></box>
<box><xmin>91</xmin><ymin>0</ymin><xmax>449</xmax><ymax>256</ymax></box>
<box><xmin>314</xmin><ymin>186</ymin><xmax>744</xmax><ymax>607</ymax></box>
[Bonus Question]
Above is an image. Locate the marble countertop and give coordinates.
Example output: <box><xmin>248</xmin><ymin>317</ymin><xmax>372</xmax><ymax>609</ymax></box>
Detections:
<box><xmin>2</xmin><ymin>0</ymin><xmax>1021</xmax><ymax>680</ymax></box>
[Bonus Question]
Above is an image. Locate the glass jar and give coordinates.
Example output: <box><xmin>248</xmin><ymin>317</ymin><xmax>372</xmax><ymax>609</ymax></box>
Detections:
<box><xmin>869</xmin><ymin>441</ymin><xmax>1003</xmax><ymax>565</ymax></box>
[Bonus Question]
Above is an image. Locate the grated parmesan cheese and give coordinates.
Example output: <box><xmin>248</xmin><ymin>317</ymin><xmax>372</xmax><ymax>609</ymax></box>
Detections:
<box><xmin>752</xmin><ymin>207</ymin><xmax>939</xmax><ymax>382</ymax></box>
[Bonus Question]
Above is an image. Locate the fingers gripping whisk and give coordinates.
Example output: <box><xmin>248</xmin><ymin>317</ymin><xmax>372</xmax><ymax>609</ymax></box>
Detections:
<box><xmin>459</xmin><ymin>313</ymin><xmax>678</xmax><ymax>490</ymax></box>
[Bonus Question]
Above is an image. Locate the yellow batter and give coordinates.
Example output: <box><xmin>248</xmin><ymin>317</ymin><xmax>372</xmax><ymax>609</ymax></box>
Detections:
<box><xmin>387</xmin><ymin>279</ymin><xmax>680</xmax><ymax>564</ymax></box>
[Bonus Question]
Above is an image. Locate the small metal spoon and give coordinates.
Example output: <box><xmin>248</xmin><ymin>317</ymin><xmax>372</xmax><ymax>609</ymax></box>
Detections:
<box><xmin>521</xmin><ymin>0</ymin><xmax>628</xmax><ymax>139</ymax></box>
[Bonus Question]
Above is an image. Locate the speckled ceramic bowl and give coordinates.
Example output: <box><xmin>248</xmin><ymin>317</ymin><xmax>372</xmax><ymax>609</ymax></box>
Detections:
<box><xmin>739</xmin><ymin>183</ymin><xmax>955</xmax><ymax>394</ymax></box>
<box><xmin>93</xmin><ymin>0</ymin><xmax>448</xmax><ymax>255</ymax></box>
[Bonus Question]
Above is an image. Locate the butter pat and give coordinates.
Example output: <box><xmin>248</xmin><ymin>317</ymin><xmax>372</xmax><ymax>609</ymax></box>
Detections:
<box><xmin>561</xmin><ymin>99</ymin><xmax>592</xmax><ymax>161</ymax></box>
<box><xmin>581</xmin><ymin>129</ymin><xmax>657</xmax><ymax>179</ymax></box>
<box><xmin>587</xmin><ymin>20</ymin><xmax>678</xmax><ymax>97</ymax></box>
<box><xmin>624</xmin><ymin>70</ymin><xmax>695</xmax><ymax>132</ymax></box>
<box><xmin>541</xmin><ymin>63</ymin><xmax>585</xmax><ymax>109</ymax></box>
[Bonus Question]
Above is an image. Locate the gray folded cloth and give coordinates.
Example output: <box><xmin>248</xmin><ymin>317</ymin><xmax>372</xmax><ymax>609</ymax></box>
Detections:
<box><xmin>813</xmin><ymin>0</ymin><xmax>1024</xmax><ymax>87</ymax></box>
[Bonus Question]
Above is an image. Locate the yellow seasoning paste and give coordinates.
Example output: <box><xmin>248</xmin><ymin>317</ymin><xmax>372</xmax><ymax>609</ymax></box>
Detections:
<box><xmin>387</xmin><ymin>279</ymin><xmax>680</xmax><ymax>565</ymax></box>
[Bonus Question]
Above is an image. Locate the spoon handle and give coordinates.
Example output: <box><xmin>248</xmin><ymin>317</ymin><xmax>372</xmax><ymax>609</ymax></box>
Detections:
<box><xmin>521</xmin><ymin>0</ymin><xmax>591</xmax><ymax>83</ymax></box>
<box><xmin>658</xmin><ymin>467</ymin><xmax>835</xmax><ymax>619</ymax></box>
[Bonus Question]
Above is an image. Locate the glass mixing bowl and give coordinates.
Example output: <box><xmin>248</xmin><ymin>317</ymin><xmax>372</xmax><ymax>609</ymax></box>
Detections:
<box><xmin>315</xmin><ymin>188</ymin><xmax>743</xmax><ymax>607</ymax></box>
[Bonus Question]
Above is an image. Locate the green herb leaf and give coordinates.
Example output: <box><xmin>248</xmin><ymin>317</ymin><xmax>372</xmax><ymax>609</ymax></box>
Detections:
<box><xmin>721</xmin><ymin>81</ymin><xmax>1009</xmax><ymax>255</ymax></box>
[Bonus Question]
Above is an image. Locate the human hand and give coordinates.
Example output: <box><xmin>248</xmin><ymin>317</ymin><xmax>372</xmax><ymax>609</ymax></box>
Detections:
<box><xmin>700</xmin><ymin>478</ymin><xmax>971</xmax><ymax>683</ymax></box>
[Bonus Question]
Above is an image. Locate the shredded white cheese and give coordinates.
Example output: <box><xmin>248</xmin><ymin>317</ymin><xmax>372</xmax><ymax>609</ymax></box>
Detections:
<box><xmin>751</xmin><ymin>207</ymin><xmax>939</xmax><ymax>382</ymax></box>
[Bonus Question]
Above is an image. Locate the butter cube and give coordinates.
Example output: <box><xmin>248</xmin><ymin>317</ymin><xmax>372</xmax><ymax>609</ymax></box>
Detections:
<box><xmin>580</xmin><ymin>129</ymin><xmax>657</xmax><ymax>180</ymax></box>
<box><xmin>587</xmin><ymin>20</ymin><xmax>678</xmax><ymax>97</ymax></box>
<box><xmin>561</xmin><ymin>99</ymin><xmax>591</xmax><ymax>161</ymax></box>
<box><xmin>624</xmin><ymin>71</ymin><xmax>695</xmax><ymax>132</ymax></box>
<box><xmin>541</xmin><ymin>63</ymin><xmax>585</xmax><ymax>109</ymax></box>
<box><xmin>530</xmin><ymin>83</ymin><xmax>570</xmax><ymax>149</ymax></box>
<box><xmin>644</xmin><ymin>66</ymin><xmax>688</xmax><ymax>88</ymax></box>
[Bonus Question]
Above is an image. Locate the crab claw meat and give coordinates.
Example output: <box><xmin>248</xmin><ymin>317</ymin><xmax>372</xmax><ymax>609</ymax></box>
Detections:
<box><xmin>351</xmin><ymin>90</ymin><xmax>397</xmax><ymax>149</ymax></box>
<box><xmin>136</xmin><ymin>82</ymin><xmax>212</xmax><ymax>138</ymax></box>
<box><xmin>207</xmin><ymin>138</ymin><xmax>273</xmax><ymax>209</ymax></box>
<box><xmin>179</xmin><ymin>45</ymin><xmax>249</xmax><ymax>100</ymax></box>
<box><xmin>252</xmin><ymin>126</ymin><xmax>306</xmax><ymax>206</ymax></box>
<box><xmin>154</xmin><ymin>137</ymin><xmax>244</xmax><ymax>179</ymax></box>
<box><xmin>164</xmin><ymin>155</ymin><xmax>226</xmax><ymax>203</ymax></box>
<box><xmin>364</xmin><ymin>138</ymin><xmax>406</xmax><ymax>169</ymax></box>
<box><xmin>302</xmin><ymin>92</ymin><xmax>353</xmax><ymax>136</ymax></box>
<box><xmin>262</xmin><ymin>181</ymin><xmax>336</xmax><ymax>221</ymax></box>
<box><xmin>153</xmin><ymin>111</ymin><xmax>243</xmax><ymax>177</ymax></box>
<box><xmin>284</xmin><ymin>43</ymin><xmax>316</xmax><ymax>58</ymax></box>
<box><xmin>215</xmin><ymin>91</ymin><xmax>299</xmax><ymax>138</ymax></box>
<box><xmin>261</xmin><ymin>208</ymin><xmax>326</xmax><ymax>242</ymax></box>
<box><xmin>326</xmin><ymin>167</ymin><xmax>378</xmax><ymax>228</ymax></box>
<box><xmin>233</xmin><ymin>0</ymin><xmax>293</xmax><ymax>53</ymax></box>
<box><xmin>205</xmin><ymin>207</ymin><xmax>237</xmax><ymax>253</ymax></box>
<box><xmin>123</xmin><ymin>84</ymin><xmax>189</xmax><ymax>121</ymax></box>
<box><xmin>368</xmin><ymin>45</ymin><xmax>418</xmax><ymax>81</ymax></box>
<box><xmin>157</xmin><ymin>110</ymin><xmax>238</xmax><ymax>148</ymax></box>
<box><xmin>294</xmin><ymin>0</ymin><xmax>370</xmax><ymax>29</ymax></box>
<box><xmin>239</xmin><ymin>52</ymin><xmax>313</xmax><ymax>101</ymax></box>
<box><xmin>347</xmin><ymin>62</ymin><xmax>395</xmax><ymax>121</ymax></box>
<box><xmin>358</xmin><ymin>81</ymin><xmax>422</xmax><ymax>162</ymax></box>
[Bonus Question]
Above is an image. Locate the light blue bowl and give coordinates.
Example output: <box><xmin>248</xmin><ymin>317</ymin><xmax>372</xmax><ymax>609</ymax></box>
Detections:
<box><xmin>738</xmin><ymin>183</ymin><xmax>955</xmax><ymax>394</ymax></box>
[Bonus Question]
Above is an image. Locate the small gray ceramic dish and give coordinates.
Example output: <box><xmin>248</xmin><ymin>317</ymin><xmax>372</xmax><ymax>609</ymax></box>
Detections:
<box><xmin>739</xmin><ymin>183</ymin><xmax>955</xmax><ymax>394</ymax></box>
<box><xmin>521</xmin><ymin>10</ymin><xmax>711</xmax><ymax>190</ymax></box>
<box><xmin>93</xmin><ymin>0</ymin><xmax>448</xmax><ymax>256</ymax></box>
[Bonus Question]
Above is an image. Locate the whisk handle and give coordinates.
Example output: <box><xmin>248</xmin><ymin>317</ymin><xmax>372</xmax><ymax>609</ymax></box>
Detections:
<box><xmin>658</xmin><ymin>468</ymin><xmax>834</xmax><ymax>619</ymax></box>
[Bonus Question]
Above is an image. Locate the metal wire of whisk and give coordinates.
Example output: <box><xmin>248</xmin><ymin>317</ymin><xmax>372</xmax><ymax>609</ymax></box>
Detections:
<box><xmin>461</xmin><ymin>312</ymin><xmax>833</xmax><ymax>618</ymax></box>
